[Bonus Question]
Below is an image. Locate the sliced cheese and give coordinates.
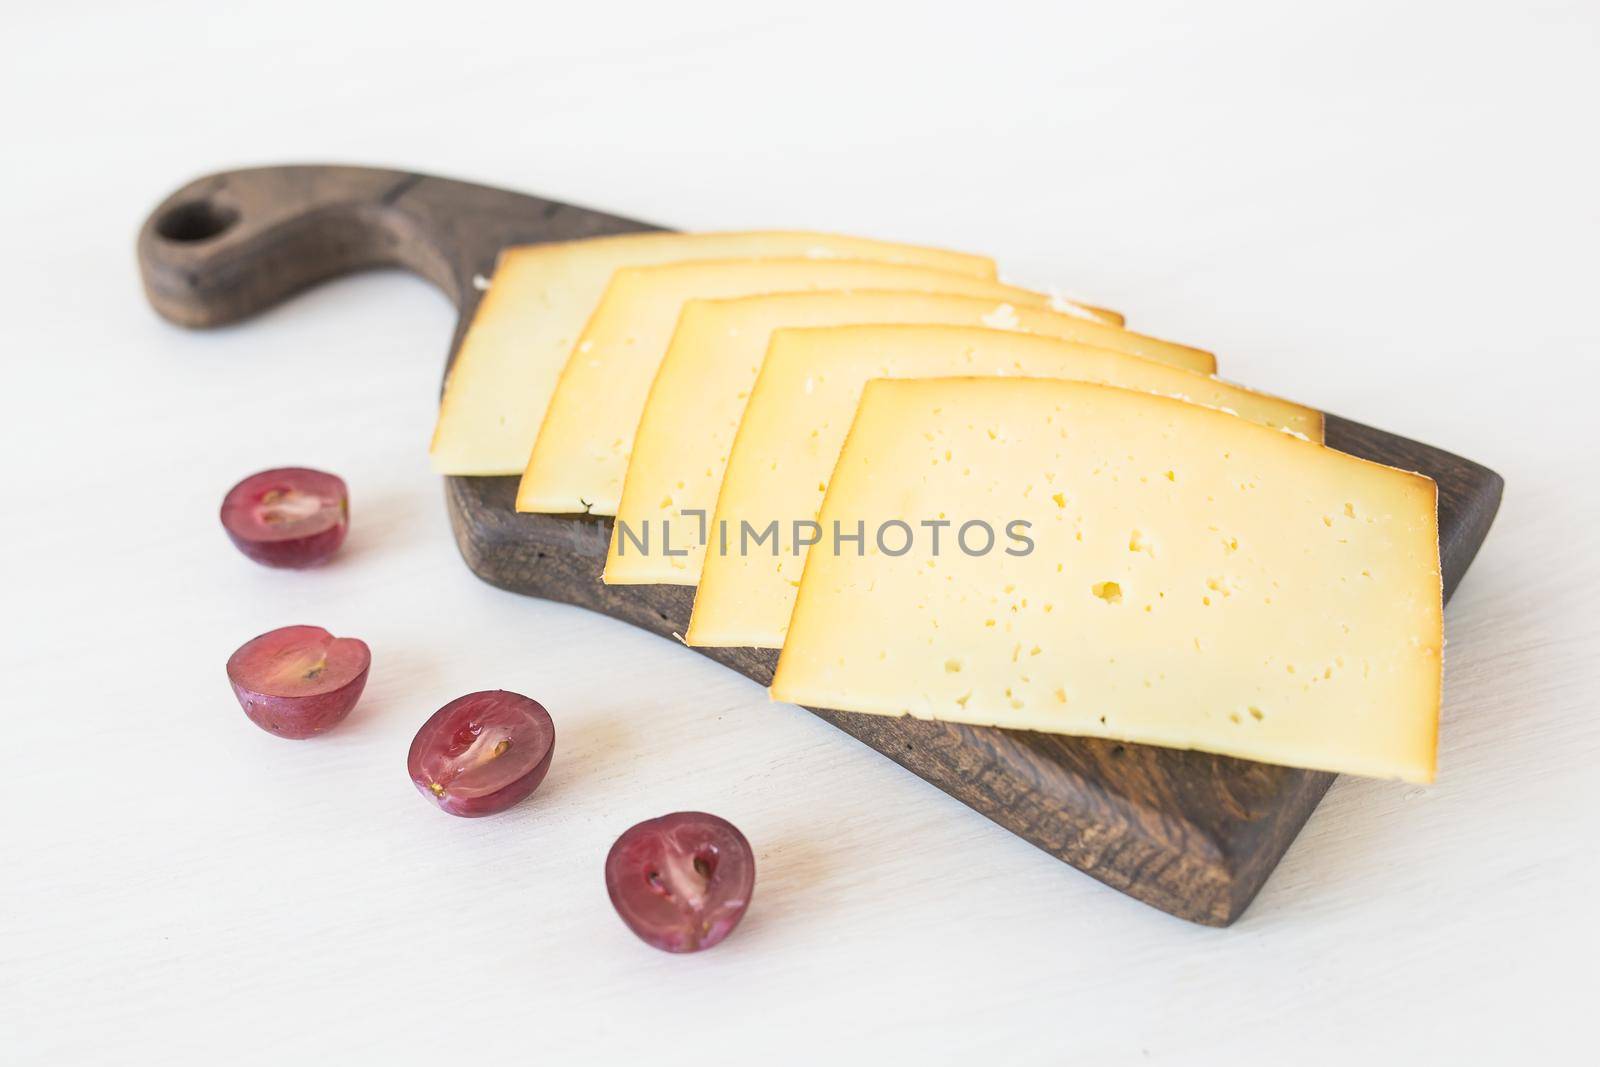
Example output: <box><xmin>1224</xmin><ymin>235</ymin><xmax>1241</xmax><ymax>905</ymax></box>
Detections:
<box><xmin>684</xmin><ymin>326</ymin><xmax>1322</xmax><ymax>645</ymax></box>
<box><xmin>607</xmin><ymin>292</ymin><xmax>1219</xmax><ymax>587</ymax></box>
<box><xmin>517</xmin><ymin>260</ymin><xmax>1057</xmax><ymax>514</ymax></box>
<box><xmin>770</xmin><ymin>377</ymin><xmax>1442</xmax><ymax>783</ymax></box>
<box><xmin>430</xmin><ymin>230</ymin><xmax>1003</xmax><ymax>475</ymax></box>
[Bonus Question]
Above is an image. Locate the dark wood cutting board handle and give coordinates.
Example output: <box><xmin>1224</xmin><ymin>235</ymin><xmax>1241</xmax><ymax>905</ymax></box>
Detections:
<box><xmin>137</xmin><ymin>166</ymin><xmax>1503</xmax><ymax>927</ymax></box>
<box><xmin>137</xmin><ymin>164</ymin><xmax>656</xmax><ymax>330</ymax></box>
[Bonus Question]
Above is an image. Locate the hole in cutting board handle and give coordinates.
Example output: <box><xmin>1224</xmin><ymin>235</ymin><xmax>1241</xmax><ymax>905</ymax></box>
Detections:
<box><xmin>155</xmin><ymin>199</ymin><xmax>239</xmax><ymax>243</ymax></box>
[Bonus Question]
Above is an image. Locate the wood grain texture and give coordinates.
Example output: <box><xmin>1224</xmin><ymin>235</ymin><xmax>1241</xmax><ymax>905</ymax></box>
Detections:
<box><xmin>138</xmin><ymin>164</ymin><xmax>1503</xmax><ymax>926</ymax></box>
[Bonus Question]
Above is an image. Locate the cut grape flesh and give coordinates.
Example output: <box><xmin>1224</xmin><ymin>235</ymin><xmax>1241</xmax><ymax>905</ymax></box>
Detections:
<box><xmin>605</xmin><ymin>812</ymin><xmax>755</xmax><ymax>953</ymax></box>
<box><xmin>407</xmin><ymin>691</ymin><xmax>555</xmax><ymax>817</ymax></box>
<box><xmin>221</xmin><ymin>467</ymin><xmax>348</xmax><ymax>567</ymax></box>
<box><xmin>226</xmin><ymin>625</ymin><xmax>371</xmax><ymax>738</ymax></box>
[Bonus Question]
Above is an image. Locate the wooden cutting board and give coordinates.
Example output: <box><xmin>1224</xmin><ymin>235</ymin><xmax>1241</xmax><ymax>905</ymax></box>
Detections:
<box><xmin>137</xmin><ymin>165</ymin><xmax>1503</xmax><ymax>926</ymax></box>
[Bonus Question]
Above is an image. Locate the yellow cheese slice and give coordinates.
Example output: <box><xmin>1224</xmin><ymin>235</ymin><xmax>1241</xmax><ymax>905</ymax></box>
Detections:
<box><xmin>770</xmin><ymin>377</ymin><xmax>1442</xmax><ymax>783</ymax></box>
<box><xmin>607</xmin><ymin>292</ymin><xmax>1219</xmax><ymax>587</ymax></box>
<box><xmin>517</xmin><ymin>260</ymin><xmax>1059</xmax><ymax>514</ymax></box>
<box><xmin>430</xmin><ymin>230</ymin><xmax>1002</xmax><ymax>475</ymax></box>
<box><xmin>683</xmin><ymin>326</ymin><xmax>1322</xmax><ymax>645</ymax></box>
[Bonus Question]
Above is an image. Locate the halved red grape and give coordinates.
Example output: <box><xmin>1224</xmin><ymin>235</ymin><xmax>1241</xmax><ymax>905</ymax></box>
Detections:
<box><xmin>226</xmin><ymin>625</ymin><xmax>371</xmax><ymax>738</ymax></box>
<box><xmin>407</xmin><ymin>691</ymin><xmax>555</xmax><ymax>817</ymax></box>
<box><xmin>605</xmin><ymin>812</ymin><xmax>755</xmax><ymax>953</ymax></box>
<box><xmin>221</xmin><ymin>467</ymin><xmax>348</xmax><ymax>568</ymax></box>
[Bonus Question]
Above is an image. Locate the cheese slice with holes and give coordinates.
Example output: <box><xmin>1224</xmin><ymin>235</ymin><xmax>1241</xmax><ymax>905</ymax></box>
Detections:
<box><xmin>769</xmin><ymin>376</ymin><xmax>1441</xmax><ymax>782</ymax></box>
<box><xmin>430</xmin><ymin>231</ymin><xmax>1005</xmax><ymax>475</ymax></box>
<box><xmin>683</xmin><ymin>325</ymin><xmax>1322</xmax><ymax>643</ymax></box>
<box><xmin>606</xmin><ymin>293</ymin><xmax>1216</xmax><ymax>587</ymax></box>
<box><xmin>516</xmin><ymin>260</ymin><xmax>1061</xmax><ymax>514</ymax></box>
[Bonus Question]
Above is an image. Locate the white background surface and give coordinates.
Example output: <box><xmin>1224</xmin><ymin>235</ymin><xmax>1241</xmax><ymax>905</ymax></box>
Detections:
<box><xmin>5</xmin><ymin>2</ymin><xmax>1597</xmax><ymax>1063</ymax></box>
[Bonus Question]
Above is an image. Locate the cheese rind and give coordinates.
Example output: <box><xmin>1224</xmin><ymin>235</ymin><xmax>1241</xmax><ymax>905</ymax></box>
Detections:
<box><xmin>517</xmin><ymin>261</ymin><xmax>1057</xmax><ymax>514</ymax></box>
<box><xmin>769</xmin><ymin>377</ymin><xmax>1442</xmax><ymax>783</ymax></box>
<box><xmin>682</xmin><ymin>325</ymin><xmax>1322</xmax><ymax>642</ymax></box>
<box><xmin>606</xmin><ymin>293</ymin><xmax>1217</xmax><ymax>585</ymax></box>
<box><xmin>430</xmin><ymin>230</ymin><xmax>1006</xmax><ymax>475</ymax></box>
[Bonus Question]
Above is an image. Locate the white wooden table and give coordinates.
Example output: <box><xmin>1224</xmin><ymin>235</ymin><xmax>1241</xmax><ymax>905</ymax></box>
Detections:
<box><xmin>4</xmin><ymin>2</ymin><xmax>1595</xmax><ymax>1062</ymax></box>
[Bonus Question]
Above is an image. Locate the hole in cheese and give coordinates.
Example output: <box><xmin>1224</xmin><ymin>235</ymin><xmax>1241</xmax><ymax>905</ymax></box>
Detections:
<box><xmin>1092</xmin><ymin>581</ymin><xmax>1123</xmax><ymax>604</ymax></box>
